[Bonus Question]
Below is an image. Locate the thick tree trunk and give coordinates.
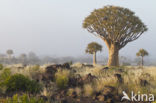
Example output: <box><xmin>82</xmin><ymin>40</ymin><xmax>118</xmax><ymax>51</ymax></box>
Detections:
<box><xmin>93</xmin><ymin>52</ymin><xmax>97</xmax><ymax>65</ymax></box>
<box><xmin>107</xmin><ymin>44</ymin><xmax>119</xmax><ymax>66</ymax></box>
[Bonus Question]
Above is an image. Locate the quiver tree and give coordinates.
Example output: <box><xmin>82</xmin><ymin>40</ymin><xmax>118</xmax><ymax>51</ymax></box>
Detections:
<box><xmin>85</xmin><ymin>42</ymin><xmax>102</xmax><ymax>65</ymax></box>
<box><xmin>136</xmin><ymin>48</ymin><xmax>148</xmax><ymax>67</ymax></box>
<box><xmin>83</xmin><ymin>6</ymin><xmax>148</xmax><ymax>66</ymax></box>
<box><xmin>6</xmin><ymin>49</ymin><xmax>14</xmax><ymax>59</ymax></box>
<box><xmin>19</xmin><ymin>53</ymin><xmax>27</xmax><ymax>65</ymax></box>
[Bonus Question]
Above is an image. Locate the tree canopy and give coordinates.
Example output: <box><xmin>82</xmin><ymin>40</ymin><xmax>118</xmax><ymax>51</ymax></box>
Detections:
<box><xmin>85</xmin><ymin>42</ymin><xmax>102</xmax><ymax>54</ymax></box>
<box><xmin>83</xmin><ymin>5</ymin><xmax>148</xmax><ymax>66</ymax></box>
<box><xmin>83</xmin><ymin>6</ymin><xmax>147</xmax><ymax>49</ymax></box>
<box><xmin>6</xmin><ymin>50</ymin><xmax>13</xmax><ymax>55</ymax></box>
<box><xmin>136</xmin><ymin>49</ymin><xmax>149</xmax><ymax>57</ymax></box>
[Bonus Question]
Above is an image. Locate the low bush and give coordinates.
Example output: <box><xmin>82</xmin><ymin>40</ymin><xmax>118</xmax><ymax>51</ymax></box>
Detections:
<box><xmin>55</xmin><ymin>69</ymin><xmax>70</xmax><ymax>89</ymax></box>
<box><xmin>5</xmin><ymin>74</ymin><xmax>42</xmax><ymax>94</ymax></box>
<box><xmin>28</xmin><ymin>80</ymin><xmax>42</xmax><ymax>94</ymax></box>
<box><xmin>0</xmin><ymin>93</ymin><xmax>47</xmax><ymax>103</ymax></box>
<box><xmin>0</xmin><ymin>68</ymin><xmax>11</xmax><ymax>87</ymax></box>
<box><xmin>0</xmin><ymin>64</ymin><xmax>3</xmax><ymax>70</ymax></box>
<box><xmin>32</xmin><ymin>65</ymin><xmax>40</xmax><ymax>71</ymax></box>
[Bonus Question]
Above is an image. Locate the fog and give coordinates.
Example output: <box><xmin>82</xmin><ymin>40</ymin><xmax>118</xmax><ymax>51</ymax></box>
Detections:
<box><xmin>0</xmin><ymin>0</ymin><xmax>155</xmax><ymax>61</ymax></box>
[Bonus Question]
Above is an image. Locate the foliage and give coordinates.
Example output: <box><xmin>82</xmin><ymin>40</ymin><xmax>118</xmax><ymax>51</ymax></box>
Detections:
<box><xmin>0</xmin><ymin>68</ymin><xmax>12</xmax><ymax>87</ymax></box>
<box><xmin>6</xmin><ymin>49</ymin><xmax>14</xmax><ymax>55</ymax></box>
<box><xmin>85</xmin><ymin>42</ymin><xmax>102</xmax><ymax>54</ymax></box>
<box><xmin>83</xmin><ymin>5</ymin><xmax>148</xmax><ymax>66</ymax></box>
<box><xmin>55</xmin><ymin>69</ymin><xmax>70</xmax><ymax>89</ymax></box>
<box><xmin>83</xmin><ymin>6</ymin><xmax>147</xmax><ymax>49</ymax></box>
<box><xmin>5</xmin><ymin>74</ymin><xmax>42</xmax><ymax>94</ymax></box>
<box><xmin>0</xmin><ymin>93</ymin><xmax>46</xmax><ymax>103</ymax></box>
<box><xmin>31</xmin><ymin>65</ymin><xmax>40</xmax><ymax>71</ymax></box>
<box><xmin>136</xmin><ymin>48</ymin><xmax>149</xmax><ymax>57</ymax></box>
<box><xmin>0</xmin><ymin>64</ymin><xmax>3</xmax><ymax>70</ymax></box>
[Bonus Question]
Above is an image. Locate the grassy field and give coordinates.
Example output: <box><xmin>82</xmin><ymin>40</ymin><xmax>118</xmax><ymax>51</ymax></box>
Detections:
<box><xmin>0</xmin><ymin>63</ymin><xmax>156</xmax><ymax>103</ymax></box>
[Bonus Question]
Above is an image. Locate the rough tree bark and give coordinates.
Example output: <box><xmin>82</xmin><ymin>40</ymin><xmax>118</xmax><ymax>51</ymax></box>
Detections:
<box><xmin>103</xmin><ymin>39</ymin><xmax>119</xmax><ymax>66</ymax></box>
<box><xmin>93</xmin><ymin>52</ymin><xmax>97</xmax><ymax>65</ymax></box>
<box><xmin>107</xmin><ymin>44</ymin><xmax>119</xmax><ymax>66</ymax></box>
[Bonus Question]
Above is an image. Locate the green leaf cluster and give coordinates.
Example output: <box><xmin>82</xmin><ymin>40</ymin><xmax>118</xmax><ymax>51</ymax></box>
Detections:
<box><xmin>85</xmin><ymin>42</ymin><xmax>102</xmax><ymax>54</ymax></box>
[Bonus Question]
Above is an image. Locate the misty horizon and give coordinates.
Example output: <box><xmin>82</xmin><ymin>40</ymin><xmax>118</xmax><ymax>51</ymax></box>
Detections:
<box><xmin>0</xmin><ymin>0</ymin><xmax>156</xmax><ymax>59</ymax></box>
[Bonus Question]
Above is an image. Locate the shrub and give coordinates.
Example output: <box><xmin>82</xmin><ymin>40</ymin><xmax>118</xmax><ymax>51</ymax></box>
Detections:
<box><xmin>0</xmin><ymin>68</ymin><xmax>11</xmax><ymax>87</ymax></box>
<box><xmin>55</xmin><ymin>69</ymin><xmax>70</xmax><ymax>89</ymax></box>
<box><xmin>0</xmin><ymin>93</ymin><xmax>46</xmax><ymax>103</ymax></box>
<box><xmin>27</xmin><ymin>80</ymin><xmax>42</xmax><ymax>94</ymax></box>
<box><xmin>5</xmin><ymin>74</ymin><xmax>42</xmax><ymax>94</ymax></box>
<box><xmin>32</xmin><ymin>65</ymin><xmax>40</xmax><ymax>71</ymax></box>
<box><xmin>0</xmin><ymin>64</ymin><xmax>3</xmax><ymax>70</ymax></box>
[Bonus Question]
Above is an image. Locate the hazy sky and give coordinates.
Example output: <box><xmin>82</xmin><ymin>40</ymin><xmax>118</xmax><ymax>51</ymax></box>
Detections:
<box><xmin>0</xmin><ymin>0</ymin><xmax>155</xmax><ymax>58</ymax></box>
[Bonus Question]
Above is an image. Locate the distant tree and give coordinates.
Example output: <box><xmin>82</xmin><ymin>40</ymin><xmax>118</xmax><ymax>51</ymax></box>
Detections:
<box><xmin>136</xmin><ymin>49</ymin><xmax>148</xmax><ymax>67</ymax></box>
<box><xmin>28</xmin><ymin>52</ymin><xmax>40</xmax><ymax>64</ymax></box>
<box><xmin>85</xmin><ymin>42</ymin><xmax>102</xmax><ymax>65</ymax></box>
<box><xmin>83</xmin><ymin>6</ymin><xmax>147</xmax><ymax>66</ymax></box>
<box><xmin>20</xmin><ymin>53</ymin><xmax>27</xmax><ymax>59</ymax></box>
<box><xmin>19</xmin><ymin>53</ymin><xmax>27</xmax><ymax>65</ymax></box>
<box><xmin>6</xmin><ymin>49</ymin><xmax>14</xmax><ymax>58</ymax></box>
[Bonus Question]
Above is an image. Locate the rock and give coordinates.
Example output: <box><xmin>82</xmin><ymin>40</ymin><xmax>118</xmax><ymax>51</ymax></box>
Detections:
<box><xmin>69</xmin><ymin>74</ymin><xmax>84</xmax><ymax>87</ymax></box>
<box><xmin>46</xmin><ymin>65</ymin><xmax>58</xmax><ymax>73</ymax></box>
<box><xmin>101</xmin><ymin>86</ymin><xmax>115</xmax><ymax>95</ymax></box>
<box><xmin>71</xmin><ymin>91</ymin><xmax>77</xmax><ymax>98</ymax></box>
<box><xmin>97</xmin><ymin>95</ymin><xmax>105</xmax><ymax>101</ymax></box>
<box><xmin>102</xmin><ymin>67</ymin><xmax>109</xmax><ymax>70</ymax></box>
<box><xmin>82</xmin><ymin>73</ymin><xmax>97</xmax><ymax>83</ymax></box>
<box><xmin>71</xmin><ymin>69</ymin><xmax>76</xmax><ymax>73</ymax></box>
<box><xmin>33</xmin><ymin>73</ymin><xmax>43</xmax><ymax>82</ymax></box>
<box><xmin>43</xmin><ymin>64</ymin><xmax>62</xmax><ymax>81</ymax></box>
<box><xmin>118</xmin><ymin>69</ymin><xmax>124</xmax><ymax>72</ymax></box>
<box><xmin>114</xmin><ymin>73</ymin><xmax>123</xmax><ymax>84</ymax></box>
<box><xmin>93</xmin><ymin>86</ymin><xmax>116</xmax><ymax>102</ymax></box>
<box><xmin>62</xmin><ymin>63</ymin><xmax>70</xmax><ymax>69</ymax></box>
<box><xmin>82</xmin><ymin>64</ymin><xmax>94</xmax><ymax>68</ymax></box>
<box><xmin>60</xmin><ymin>90</ymin><xmax>67</xmax><ymax>97</ymax></box>
<box><xmin>140</xmin><ymin>79</ymin><xmax>149</xmax><ymax>86</ymax></box>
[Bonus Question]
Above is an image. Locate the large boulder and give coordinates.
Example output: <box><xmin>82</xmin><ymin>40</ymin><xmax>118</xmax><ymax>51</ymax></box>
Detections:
<box><xmin>114</xmin><ymin>73</ymin><xmax>123</xmax><ymax>84</ymax></box>
<box><xmin>42</xmin><ymin>63</ymin><xmax>71</xmax><ymax>82</ymax></box>
<box><xmin>42</xmin><ymin>64</ymin><xmax>61</xmax><ymax>82</ymax></box>
<box><xmin>69</xmin><ymin>74</ymin><xmax>84</xmax><ymax>87</ymax></box>
<box><xmin>62</xmin><ymin>63</ymin><xmax>70</xmax><ymax>69</ymax></box>
<box><xmin>93</xmin><ymin>86</ymin><xmax>117</xmax><ymax>102</ymax></box>
<box><xmin>82</xmin><ymin>73</ymin><xmax>97</xmax><ymax>83</ymax></box>
<box><xmin>69</xmin><ymin>73</ymin><xmax>97</xmax><ymax>87</ymax></box>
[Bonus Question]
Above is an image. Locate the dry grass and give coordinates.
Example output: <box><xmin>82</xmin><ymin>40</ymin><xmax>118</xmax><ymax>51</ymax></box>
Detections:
<box><xmin>83</xmin><ymin>84</ymin><xmax>94</xmax><ymax>97</ymax></box>
<box><xmin>75</xmin><ymin>87</ymin><xmax>82</xmax><ymax>97</ymax></box>
<box><xmin>1</xmin><ymin>63</ymin><xmax>156</xmax><ymax>101</ymax></box>
<box><xmin>94</xmin><ymin>76</ymin><xmax>118</xmax><ymax>92</ymax></box>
